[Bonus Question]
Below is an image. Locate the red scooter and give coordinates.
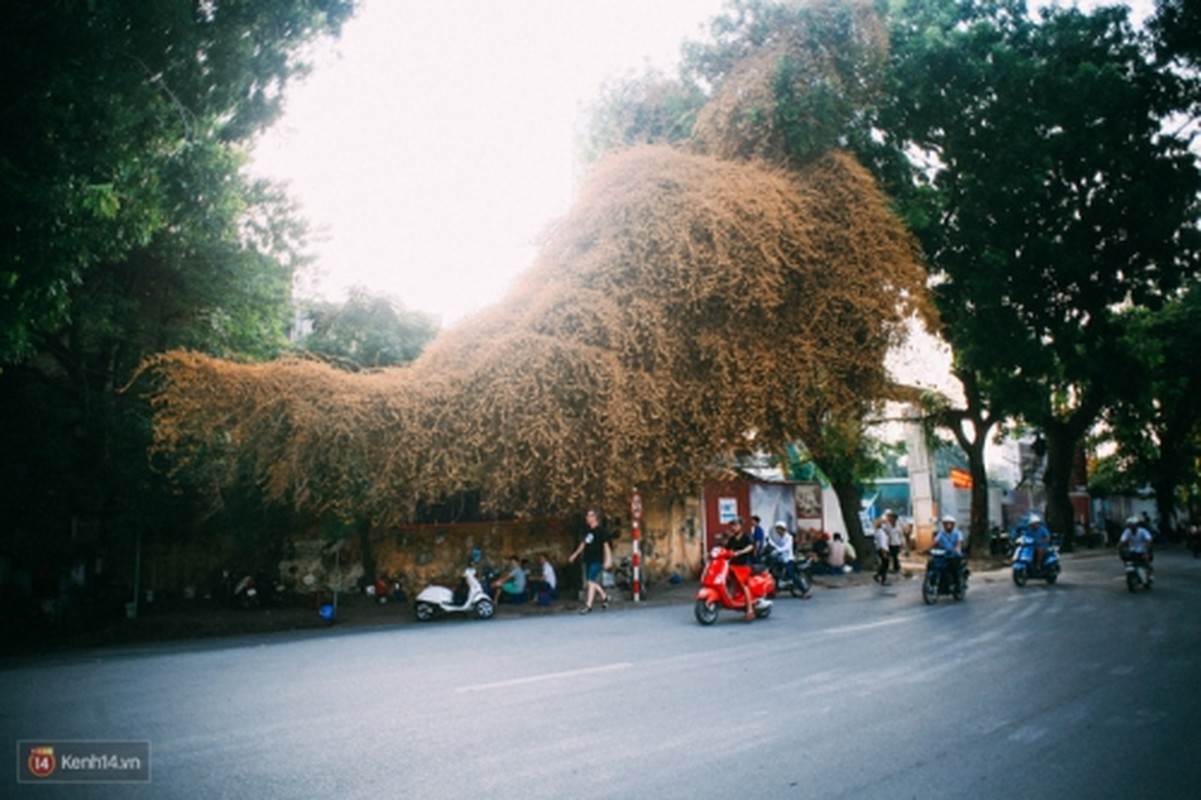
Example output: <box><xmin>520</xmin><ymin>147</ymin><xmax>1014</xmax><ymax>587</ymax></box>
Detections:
<box><xmin>694</xmin><ymin>547</ymin><xmax>775</xmax><ymax>624</ymax></box>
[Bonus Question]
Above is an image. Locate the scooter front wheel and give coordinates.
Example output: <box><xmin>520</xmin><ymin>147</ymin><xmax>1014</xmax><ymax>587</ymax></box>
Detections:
<box><xmin>694</xmin><ymin>599</ymin><xmax>719</xmax><ymax>625</ymax></box>
<box><xmin>474</xmin><ymin>599</ymin><xmax>495</xmax><ymax>619</ymax></box>
<box><xmin>1013</xmin><ymin>567</ymin><xmax>1028</xmax><ymax>587</ymax></box>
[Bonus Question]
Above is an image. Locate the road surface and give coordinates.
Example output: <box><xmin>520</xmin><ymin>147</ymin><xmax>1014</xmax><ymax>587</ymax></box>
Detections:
<box><xmin>3</xmin><ymin>549</ymin><xmax>1199</xmax><ymax>798</ymax></box>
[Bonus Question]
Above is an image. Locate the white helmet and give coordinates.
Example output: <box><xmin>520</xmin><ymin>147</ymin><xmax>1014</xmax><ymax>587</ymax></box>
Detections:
<box><xmin>774</xmin><ymin>521</ymin><xmax>787</xmax><ymax>529</ymax></box>
<box><xmin>941</xmin><ymin>515</ymin><xmax>956</xmax><ymax>524</ymax></box>
<box><xmin>1028</xmin><ymin>514</ymin><xmax>1042</xmax><ymax>525</ymax></box>
<box><xmin>1126</xmin><ymin>516</ymin><xmax>1139</xmax><ymax>526</ymax></box>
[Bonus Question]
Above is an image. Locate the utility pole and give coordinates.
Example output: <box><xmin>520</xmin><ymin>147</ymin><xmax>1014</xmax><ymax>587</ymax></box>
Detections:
<box><xmin>630</xmin><ymin>488</ymin><xmax>643</xmax><ymax>602</ymax></box>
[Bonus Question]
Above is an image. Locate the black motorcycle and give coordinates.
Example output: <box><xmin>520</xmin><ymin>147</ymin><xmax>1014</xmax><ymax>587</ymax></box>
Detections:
<box><xmin>922</xmin><ymin>548</ymin><xmax>969</xmax><ymax>605</ymax></box>
<box><xmin>762</xmin><ymin>547</ymin><xmax>812</xmax><ymax>598</ymax></box>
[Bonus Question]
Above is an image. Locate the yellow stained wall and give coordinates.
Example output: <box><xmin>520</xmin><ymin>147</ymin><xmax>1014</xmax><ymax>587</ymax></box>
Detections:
<box><xmin>139</xmin><ymin>494</ymin><xmax>706</xmax><ymax>599</ymax></box>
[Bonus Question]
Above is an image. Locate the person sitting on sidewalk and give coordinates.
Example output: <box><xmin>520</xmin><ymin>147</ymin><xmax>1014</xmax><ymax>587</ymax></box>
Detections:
<box><xmin>529</xmin><ymin>553</ymin><xmax>558</xmax><ymax>605</ymax></box>
<box><xmin>827</xmin><ymin>533</ymin><xmax>848</xmax><ymax>572</ymax></box>
<box><xmin>492</xmin><ymin>555</ymin><xmax>527</xmax><ymax>604</ymax></box>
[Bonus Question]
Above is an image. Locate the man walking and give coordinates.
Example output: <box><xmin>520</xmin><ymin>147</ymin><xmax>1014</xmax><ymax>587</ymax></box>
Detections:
<box><xmin>873</xmin><ymin>522</ymin><xmax>891</xmax><ymax>586</ymax></box>
<box><xmin>568</xmin><ymin>510</ymin><xmax>612</xmax><ymax>614</ymax></box>
<box><xmin>882</xmin><ymin>509</ymin><xmax>904</xmax><ymax>572</ymax></box>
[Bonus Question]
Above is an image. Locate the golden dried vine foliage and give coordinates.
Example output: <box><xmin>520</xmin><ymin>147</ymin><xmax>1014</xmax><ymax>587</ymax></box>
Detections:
<box><xmin>692</xmin><ymin>0</ymin><xmax>889</xmax><ymax>166</ymax></box>
<box><xmin>143</xmin><ymin>351</ymin><xmax>446</xmax><ymax>520</ymax></box>
<box><xmin>144</xmin><ymin>144</ymin><xmax>926</xmax><ymax>523</ymax></box>
<box><xmin>400</xmin><ymin>145</ymin><xmax>925</xmax><ymax>513</ymax></box>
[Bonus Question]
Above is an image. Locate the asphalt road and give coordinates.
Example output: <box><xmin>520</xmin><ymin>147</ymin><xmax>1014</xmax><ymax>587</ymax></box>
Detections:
<box><xmin>3</xmin><ymin>549</ymin><xmax>1200</xmax><ymax>799</ymax></box>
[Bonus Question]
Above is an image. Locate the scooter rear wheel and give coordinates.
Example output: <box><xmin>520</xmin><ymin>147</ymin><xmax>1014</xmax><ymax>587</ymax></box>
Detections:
<box><xmin>415</xmin><ymin>602</ymin><xmax>436</xmax><ymax>622</ymax></box>
<box><xmin>474</xmin><ymin>599</ymin><xmax>495</xmax><ymax>619</ymax></box>
<box><xmin>694</xmin><ymin>599</ymin><xmax>719</xmax><ymax>625</ymax></box>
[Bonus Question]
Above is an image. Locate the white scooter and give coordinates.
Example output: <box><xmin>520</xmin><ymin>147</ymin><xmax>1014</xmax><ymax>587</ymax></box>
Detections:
<box><xmin>414</xmin><ymin>566</ymin><xmax>495</xmax><ymax>622</ymax></box>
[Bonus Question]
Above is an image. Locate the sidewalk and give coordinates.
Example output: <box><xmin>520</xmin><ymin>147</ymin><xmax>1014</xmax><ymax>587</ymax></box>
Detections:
<box><xmin>3</xmin><ymin>551</ymin><xmax>1060</xmax><ymax>656</ymax></box>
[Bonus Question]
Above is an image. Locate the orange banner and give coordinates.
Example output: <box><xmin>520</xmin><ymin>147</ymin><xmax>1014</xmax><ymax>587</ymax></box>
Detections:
<box><xmin>949</xmin><ymin>467</ymin><xmax>972</xmax><ymax>489</ymax></box>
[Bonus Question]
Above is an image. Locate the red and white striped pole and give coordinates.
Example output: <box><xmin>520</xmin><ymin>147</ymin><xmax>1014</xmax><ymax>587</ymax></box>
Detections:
<box><xmin>630</xmin><ymin>488</ymin><xmax>643</xmax><ymax>602</ymax></box>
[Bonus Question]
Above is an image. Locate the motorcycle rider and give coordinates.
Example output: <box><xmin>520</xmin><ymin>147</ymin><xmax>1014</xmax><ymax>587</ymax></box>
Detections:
<box><xmin>766</xmin><ymin>521</ymin><xmax>808</xmax><ymax>598</ymax></box>
<box><xmin>1028</xmin><ymin>514</ymin><xmax>1051</xmax><ymax>573</ymax></box>
<box><xmin>1119</xmin><ymin>515</ymin><xmax>1154</xmax><ymax>583</ymax></box>
<box><xmin>933</xmin><ymin>514</ymin><xmax>966</xmax><ymax>589</ymax></box>
<box><xmin>724</xmin><ymin>518</ymin><xmax>757</xmax><ymax>620</ymax></box>
<box><xmin>750</xmin><ymin>515</ymin><xmax>767</xmax><ymax>559</ymax></box>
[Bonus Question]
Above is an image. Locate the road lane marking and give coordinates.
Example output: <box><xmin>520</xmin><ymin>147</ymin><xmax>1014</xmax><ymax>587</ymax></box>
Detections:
<box><xmin>824</xmin><ymin>616</ymin><xmax>912</xmax><ymax>635</ymax></box>
<box><xmin>455</xmin><ymin>661</ymin><xmax>633</xmax><ymax>694</ymax></box>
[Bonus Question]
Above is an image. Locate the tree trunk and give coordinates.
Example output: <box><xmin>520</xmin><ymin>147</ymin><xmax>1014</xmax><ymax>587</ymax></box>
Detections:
<box><xmin>942</xmin><ymin>371</ymin><xmax>996</xmax><ymax>561</ymax></box>
<box><xmin>948</xmin><ymin>416</ymin><xmax>992</xmax><ymax>561</ymax></box>
<box><xmin>968</xmin><ymin>454</ymin><xmax>989</xmax><ymax>560</ymax></box>
<box><xmin>1042</xmin><ymin>422</ymin><xmax>1078</xmax><ymax>552</ymax></box>
<box><xmin>1152</xmin><ymin>478</ymin><xmax>1177</xmax><ymax>543</ymax></box>
<box><xmin>357</xmin><ymin>516</ymin><xmax>376</xmax><ymax>588</ymax></box>
<box><xmin>832</xmin><ymin>478</ymin><xmax>870</xmax><ymax>561</ymax></box>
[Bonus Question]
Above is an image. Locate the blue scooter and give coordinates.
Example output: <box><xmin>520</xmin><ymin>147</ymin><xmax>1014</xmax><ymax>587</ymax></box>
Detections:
<box><xmin>1011</xmin><ymin>534</ymin><xmax>1061</xmax><ymax>586</ymax></box>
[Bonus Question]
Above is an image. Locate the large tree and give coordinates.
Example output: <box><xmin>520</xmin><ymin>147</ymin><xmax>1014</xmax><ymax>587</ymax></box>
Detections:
<box><xmin>0</xmin><ymin>1</ymin><xmax>356</xmax><ymax>621</ymax></box>
<box><xmin>144</xmin><ymin>146</ymin><xmax>928</xmax><ymax>531</ymax></box>
<box><xmin>142</xmin><ymin>0</ymin><xmax>927</xmax><ymax>566</ymax></box>
<box><xmin>865</xmin><ymin>0</ymin><xmax>1201</xmax><ymax>547</ymax></box>
<box><xmin>300</xmin><ymin>287</ymin><xmax>439</xmax><ymax>370</ymax></box>
<box><xmin>1103</xmin><ymin>285</ymin><xmax>1201</xmax><ymax>537</ymax></box>
<box><xmin>1</xmin><ymin>0</ymin><xmax>356</xmax><ymax>364</ymax></box>
<box><xmin>579</xmin><ymin>0</ymin><xmax>918</xmax><ymax>553</ymax></box>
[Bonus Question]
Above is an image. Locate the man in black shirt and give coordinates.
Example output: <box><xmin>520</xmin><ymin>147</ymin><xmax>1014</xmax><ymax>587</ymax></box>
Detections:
<box><xmin>568</xmin><ymin>509</ymin><xmax>612</xmax><ymax>614</ymax></box>
<box><xmin>724</xmin><ymin>517</ymin><xmax>756</xmax><ymax>619</ymax></box>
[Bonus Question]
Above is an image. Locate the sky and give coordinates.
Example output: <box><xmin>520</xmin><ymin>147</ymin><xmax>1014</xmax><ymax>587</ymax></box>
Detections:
<box><xmin>251</xmin><ymin>0</ymin><xmax>726</xmax><ymax>326</ymax></box>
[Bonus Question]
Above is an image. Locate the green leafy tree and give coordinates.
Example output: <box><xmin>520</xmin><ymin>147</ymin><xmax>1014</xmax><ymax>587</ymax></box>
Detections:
<box><xmin>1103</xmin><ymin>286</ymin><xmax>1201</xmax><ymax>536</ymax></box>
<box><xmin>1152</xmin><ymin>0</ymin><xmax>1201</xmax><ymax>71</ymax></box>
<box><xmin>301</xmin><ymin>287</ymin><xmax>439</xmax><ymax>370</ymax></box>
<box><xmin>683</xmin><ymin>0</ymin><xmax>891</xmax><ymax>168</ymax></box>
<box><xmin>0</xmin><ymin>0</ymin><xmax>355</xmax><ymax>363</ymax></box>
<box><xmin>0</xmin><ymin>0</ymin><xmax>356</xmax><ymax>621</ymax></box>
<box><xmin>865</xmin><ymin>0</ymin><xmax>1201</xmax><ymax>548</ymax></box>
